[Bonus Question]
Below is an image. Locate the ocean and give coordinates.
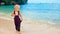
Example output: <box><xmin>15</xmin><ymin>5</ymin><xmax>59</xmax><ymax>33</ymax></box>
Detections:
<box><xmin>0</xmin><ymin>3</ymin><xmax>60</xmax><ymax>24</ymax></box>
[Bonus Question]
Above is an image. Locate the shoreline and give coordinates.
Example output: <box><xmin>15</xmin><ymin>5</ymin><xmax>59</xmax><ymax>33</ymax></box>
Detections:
<box><xmin>0</xmin><ymin>17</ymin><xmax>60</xmax><ymax>34</ymax></box>
<box><xmin>0</xmin><ymin>15</ymin><xmax>60</xmax><ymax>25</ymax></box>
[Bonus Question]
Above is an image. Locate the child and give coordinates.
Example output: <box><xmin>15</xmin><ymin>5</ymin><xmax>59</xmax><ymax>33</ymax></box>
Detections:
<box><xmin>11</xmin><ymin>4</ymin><xmax>23</xmax><ymax>32</ymax></box>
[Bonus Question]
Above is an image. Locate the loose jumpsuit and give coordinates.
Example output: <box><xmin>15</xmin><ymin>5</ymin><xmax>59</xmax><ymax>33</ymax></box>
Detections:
<box><xmin>14</xmin><ymin>11</ymin><xmax>22</xmax><ymax>31</ymax></box>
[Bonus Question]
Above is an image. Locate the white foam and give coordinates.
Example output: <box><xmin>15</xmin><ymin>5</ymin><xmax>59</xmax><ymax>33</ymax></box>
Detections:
<box><xmin>48</xmin><ymin>21</ymin><xmax>56</xmax><ymax>24</ymax></box>
<box><xmin>0</xmin><ymin>16</ymin><xmax>13</xmax><ymax>21</ymax></box>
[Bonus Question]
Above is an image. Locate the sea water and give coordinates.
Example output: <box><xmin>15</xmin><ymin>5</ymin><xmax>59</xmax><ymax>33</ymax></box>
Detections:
<box><xmin>0</xmin><ymin>3</ymin><xmax>60</xmax><ymax>24</ymax></box>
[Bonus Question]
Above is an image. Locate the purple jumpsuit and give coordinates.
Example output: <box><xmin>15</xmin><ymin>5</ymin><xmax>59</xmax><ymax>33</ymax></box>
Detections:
<box><xmin>14</xmin><ymin>11</ymin><xmax>22</xmax><ymax>31</ymax></box>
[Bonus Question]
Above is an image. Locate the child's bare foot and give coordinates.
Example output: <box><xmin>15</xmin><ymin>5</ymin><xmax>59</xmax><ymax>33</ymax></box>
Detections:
<box><xmin>17</xmin><ymin>32</ymin><xmax>21</xmax><ymax>34</ymax></box>
<box><xmin>15</xmin><ymin>30</ymin><xmax>21</xmax><ymax>34</ymax></box>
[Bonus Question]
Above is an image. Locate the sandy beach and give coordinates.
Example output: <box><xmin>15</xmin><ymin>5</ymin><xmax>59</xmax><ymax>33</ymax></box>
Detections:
<box><xmin>0</xmin><ymin>2</ymin><xmax>60</xmax><ymax>34</ymax></box>
<box><xmin>0</xmin><ymin>17</ymin><xmax>60</xmax><ymax>34</ymax></box>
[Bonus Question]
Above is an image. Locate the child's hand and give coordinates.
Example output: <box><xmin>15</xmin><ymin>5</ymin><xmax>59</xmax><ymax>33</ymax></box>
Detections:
<box><xmin>19</xmin><ymin>16</ymin><xmax>23</xmax><ymax>21</ymax></box>
<box><xmin>20</xmin><ymin>17</ymin><xmax>23</xmax><ymax>21</ymax></box>
<box><xmin>11</xmin><ymin>12</ymin><xmax>15</xmax><ymax>17</ymax></box>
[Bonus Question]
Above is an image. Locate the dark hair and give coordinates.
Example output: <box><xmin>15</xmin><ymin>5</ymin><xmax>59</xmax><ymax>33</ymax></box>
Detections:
<box><xmin>14</xmin><ymin>11</ymin><xmax>20</xmax><ymax>15</ymax></box>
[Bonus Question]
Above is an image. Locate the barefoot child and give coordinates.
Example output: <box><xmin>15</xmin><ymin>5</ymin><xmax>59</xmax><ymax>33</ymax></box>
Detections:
<box><xmin>11</xmin><ymin>4</ymin><xmax>23</xmax><ymax>32</ymax></box>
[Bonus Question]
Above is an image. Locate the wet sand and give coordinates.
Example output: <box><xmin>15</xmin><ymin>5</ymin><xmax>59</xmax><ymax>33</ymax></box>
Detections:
<box><xmin>0</xmin><ymin>18</ymin><xmax>60</xmax><ymax>34</ymax></box>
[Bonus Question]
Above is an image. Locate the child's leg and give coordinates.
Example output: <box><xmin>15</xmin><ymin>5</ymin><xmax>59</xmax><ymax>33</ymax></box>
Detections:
<box><xmin>15</xmin><ymin>23</ymin><xmax>20</xmax><ymax>31</ymax></box>
<box><xmin>17</xmin><ymin>24</ymin><xmax>20</xmax><ymax>31</ymax></box>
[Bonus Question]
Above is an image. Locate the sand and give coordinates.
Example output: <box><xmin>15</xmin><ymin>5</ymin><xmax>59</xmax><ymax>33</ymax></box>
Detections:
<box><xmin>0</xmin><ymin>18</ymin><xmax>60</xmax><ymax>34</ymax></box>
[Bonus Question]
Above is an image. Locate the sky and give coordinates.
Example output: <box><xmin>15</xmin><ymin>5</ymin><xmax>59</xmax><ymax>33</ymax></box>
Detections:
<box><xmin>28</xmin><ymin>0</ymin><xmax>60</xmax><ymax>3</ymax></box>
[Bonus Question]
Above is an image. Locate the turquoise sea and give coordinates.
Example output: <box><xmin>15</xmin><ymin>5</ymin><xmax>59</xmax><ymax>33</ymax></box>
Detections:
<box><xmin>0</xmin><ymin>3</ymin><xmax>60</xmax><ymax>24</ymax></box>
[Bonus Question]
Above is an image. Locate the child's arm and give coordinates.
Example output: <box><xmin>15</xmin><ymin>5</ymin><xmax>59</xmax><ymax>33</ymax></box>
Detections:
<box><xmin>19</xmin><ymin>13</ymin><xmax>23</xmax><ymax>21</ymax></box>
<box><xmin>11</xmin><ymin>12</ymin><xmax>15</xmax><ymax>17</ymax></box>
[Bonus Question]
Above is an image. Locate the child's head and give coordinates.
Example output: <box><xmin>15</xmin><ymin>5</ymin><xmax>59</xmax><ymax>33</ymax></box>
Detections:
<box><xmin>14</xmin><ymin>4</ymin><xmax>20</xmax><ymax>11</ymax></box>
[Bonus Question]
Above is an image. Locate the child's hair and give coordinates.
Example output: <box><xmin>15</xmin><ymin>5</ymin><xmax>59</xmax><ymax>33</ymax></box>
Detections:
<box><xmin>14</xmin><ymin>4</ymin><xmax>20</xmax><ymax>9</ymax></box>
